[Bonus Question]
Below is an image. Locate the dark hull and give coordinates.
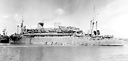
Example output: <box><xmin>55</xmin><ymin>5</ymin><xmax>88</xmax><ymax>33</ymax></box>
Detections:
<box><xmin>0</xmin><ymin>39</ymin><xmax>9</xmax><ymax>43</ymax></box>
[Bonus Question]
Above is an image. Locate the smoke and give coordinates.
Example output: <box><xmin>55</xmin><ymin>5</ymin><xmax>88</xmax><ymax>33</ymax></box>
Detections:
<box><xmin>40</xmin><ymin>8</ymin><xmax>65</xmax><ymax>23</ymax></box>
<box><xmin>53</xmin><ymin>0</ymin><xmax>87</xmax><ymax>15</ymax></box>
<box><xmin>55</xmin><ymin>8</ymin><xmax>65</xmax><ymax>15</ymax></box>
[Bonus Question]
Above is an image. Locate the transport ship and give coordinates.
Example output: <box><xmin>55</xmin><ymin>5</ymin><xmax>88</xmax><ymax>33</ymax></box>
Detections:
<box><xmin>11</xmin><ymin>6</ymin><xmax>124</xmax><ymax>46</ymax></box>
<box><xmin>14</xmin><ymin>19</ymin><xmax>123</xmax><ymax>46</ymax></box>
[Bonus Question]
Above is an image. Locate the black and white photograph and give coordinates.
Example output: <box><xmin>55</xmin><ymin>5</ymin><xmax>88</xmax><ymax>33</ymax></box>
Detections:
<box><xmin>0</xmin><ymin>0</ymin><xmax>128</xmax><ymax>61</ymax></box>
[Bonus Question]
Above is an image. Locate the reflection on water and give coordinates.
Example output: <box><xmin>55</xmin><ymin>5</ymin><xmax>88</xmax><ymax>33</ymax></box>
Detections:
<box><xmin>0</xmin><ymin>41</ymin><xmax>128</xmax><ymax>61</ymax></box>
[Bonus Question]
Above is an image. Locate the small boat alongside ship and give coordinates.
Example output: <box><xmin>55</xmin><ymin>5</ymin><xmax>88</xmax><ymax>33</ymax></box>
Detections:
<box><xmin>0</xmin><ymin>29</ymin><xmax>9</xmax><ymax>43</ymax></box>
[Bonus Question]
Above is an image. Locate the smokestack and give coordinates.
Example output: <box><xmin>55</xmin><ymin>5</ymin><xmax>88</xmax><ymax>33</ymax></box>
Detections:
<box><xmin>37</xmin><ymin>22</ymin><xmax>44</xmax><ymax>29</ymax></box>
<box><xmin>39</xmin><ymin>22</ymin><xmax>44</xmax><ymax>27</ymax></box>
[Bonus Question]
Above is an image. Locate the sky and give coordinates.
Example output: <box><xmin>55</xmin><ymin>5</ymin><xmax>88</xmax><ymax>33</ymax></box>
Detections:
<box><xmin>0</xmin><ymin>0</ymin><xmax>128</xmax><ymax>38</ymax></box>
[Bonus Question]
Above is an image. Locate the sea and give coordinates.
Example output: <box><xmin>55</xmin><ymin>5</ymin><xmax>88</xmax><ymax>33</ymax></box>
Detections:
<box><xmin>0</xmin><ymin>41</ymin><xmax>128</xmax><ymax>61</ymax></box>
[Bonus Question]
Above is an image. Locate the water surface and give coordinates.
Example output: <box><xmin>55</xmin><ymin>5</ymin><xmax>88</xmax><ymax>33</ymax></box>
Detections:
<box><xmin>0</xmin><ymin>41</ymin><xmax>128</xmax><ymax>61</ymax></box>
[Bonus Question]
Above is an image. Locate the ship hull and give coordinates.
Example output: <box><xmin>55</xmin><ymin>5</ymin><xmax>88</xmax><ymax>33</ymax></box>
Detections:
<box><xmin>19</xmin><ymin>36</ymin><xmax>124</xmax><ymax>46</ymax></box>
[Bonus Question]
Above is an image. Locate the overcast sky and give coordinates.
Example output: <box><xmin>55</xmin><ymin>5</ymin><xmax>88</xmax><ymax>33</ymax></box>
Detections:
<box><xmin>0</xmin><ymin>0</ymin><xmax>128</xmax><ymax>38</ymax></box>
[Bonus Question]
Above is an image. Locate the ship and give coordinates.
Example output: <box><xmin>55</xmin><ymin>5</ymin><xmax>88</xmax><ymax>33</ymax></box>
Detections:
<box><xmin>11</xmin><ymin>6</ymin><xmax>124</xmax><ymax>46</ymax></box>
<box><xmin>12</xmin><ymin>18</ymin><xmax>123</xmax><ymax>46</ymax></box>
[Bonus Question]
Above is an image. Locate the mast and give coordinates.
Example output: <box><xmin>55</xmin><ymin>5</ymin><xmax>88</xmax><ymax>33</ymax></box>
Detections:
<box><xmin>90</xmin><ymin>6</ymin><xmax>96</xmax><ymax>35</ymax></box>
<box><xmin>96</xmin><ymin>21</ymin><xmax>97</xmax><ymax>31</ymax></box>
<box><xmin>21</xmin><ymin>16</ymin><xmax>24</xmax><ymax>28</ymax></box>
<box><xmin>21</xmin><ymin>16</ymin><xmax>24</xmax><ymax>34</ymax></box>
<box><xmin>17</xmin><ymin>25</ymin><xmax>19</xmax><ymax>34</ymax></box>
<box><xmin>92</xmin><ymin>6</ymin><xmax>99</xmax><ymax>35</ymax></box>
<box><xmin>93</xmin><ymin>6</ymin><xmax>96</xmax><ymax>32</ymax></box>
<box><xmin>3</xmin><ymin>29</ymin><xmax>6</xmax><ymax>36</ymax></box>
<box><xmin>90</xmin><ymin>20</ymin><xmax>92</xmax><ymax>34</ymax></box>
